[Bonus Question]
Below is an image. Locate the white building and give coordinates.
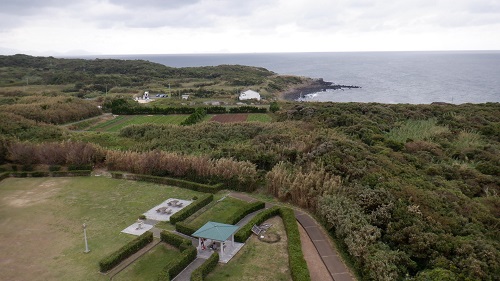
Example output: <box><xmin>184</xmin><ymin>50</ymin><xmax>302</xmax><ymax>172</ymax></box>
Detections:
<box><xmin>239</xmin><ymin>90</ymin><xmax>261</xmax><ymax>101</ymax></box>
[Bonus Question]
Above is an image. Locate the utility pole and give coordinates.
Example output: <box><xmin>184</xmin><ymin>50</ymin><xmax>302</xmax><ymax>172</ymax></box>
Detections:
<box><xmin>83</xmin><ymin>223</ymin><xmax>90</xmax><ymax>253</ymax></box>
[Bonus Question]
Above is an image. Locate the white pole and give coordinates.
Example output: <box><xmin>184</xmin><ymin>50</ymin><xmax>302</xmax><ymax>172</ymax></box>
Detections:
<box><xmin>83</xmin><ymin>223</ymin><xmax>90</xmax><ymax>253</ymax></box>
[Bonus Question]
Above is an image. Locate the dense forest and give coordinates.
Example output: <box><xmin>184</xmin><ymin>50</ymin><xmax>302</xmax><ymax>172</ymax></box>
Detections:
<box><xmin>0</xmin><ymin>55</ymin><xmax>499</xmax><ymax>280</ymax></box>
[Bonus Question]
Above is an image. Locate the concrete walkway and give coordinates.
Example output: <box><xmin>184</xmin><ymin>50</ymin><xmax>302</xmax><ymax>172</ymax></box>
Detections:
<box><xmin>229</xmin><ymin>192</ymin><xmax>354</xmax><ymax>281</ymax></box>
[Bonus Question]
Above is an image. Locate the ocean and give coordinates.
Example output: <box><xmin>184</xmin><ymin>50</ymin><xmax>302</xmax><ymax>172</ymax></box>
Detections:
<box><xmin>91</xmin><ymin>51</ymin><xmax>500</xmax><ymax>104</ymax></box>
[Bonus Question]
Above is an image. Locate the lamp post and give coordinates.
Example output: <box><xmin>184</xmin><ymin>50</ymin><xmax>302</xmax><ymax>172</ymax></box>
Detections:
<box><xmin>83</xmin><ymin>223</ymin><xmax>90</xmax><ymax>253</ymax></box>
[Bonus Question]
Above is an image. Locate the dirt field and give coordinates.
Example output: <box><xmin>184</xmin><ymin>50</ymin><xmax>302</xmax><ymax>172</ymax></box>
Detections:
<box><xmin>210</xmin><ymin>114</ymin><xmax>248</xmax><ymax>123</ymax></box>
<box><xmin>0</xmin><ymin>178</ymin><xmax>76</xmax><ymax>281</ymax></box>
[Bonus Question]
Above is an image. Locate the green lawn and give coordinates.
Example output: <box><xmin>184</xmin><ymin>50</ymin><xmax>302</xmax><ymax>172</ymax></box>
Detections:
<box><xmin>114</xmin><ymin>243</ymin><xmax>181</xmax><ymax>281</ymax></box>
<box><xmin>186</xmin><ymin>197</ymin><xmax>250</xmax><ymax>229</ymax></box>
<box><xmin>0</xmin><ymin>176</ymin><xmax>203</xmax><ymax>281</ymax></box>
<box><xmin>247</xmin><ymin>113</ymin><xmax>273</xmax><ymax>122</ymax></box>
<box><xmin>205</xmin><ymin>216</ymin><xmax>291</xmax><ymax>281</ymax></box>
<box><xmin>88</xmin><ymin>115</ymin><xmax>188</xmax><ymax>132</ymax></box>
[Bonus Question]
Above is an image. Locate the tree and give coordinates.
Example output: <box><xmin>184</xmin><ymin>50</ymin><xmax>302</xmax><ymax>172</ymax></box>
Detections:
<box><xmin>270</xmin><ymin>101</ymin><xmax>280</xmax><ymax>113</ymax></box>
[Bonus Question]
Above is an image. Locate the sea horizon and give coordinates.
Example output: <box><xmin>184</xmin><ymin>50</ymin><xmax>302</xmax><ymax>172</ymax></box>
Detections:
<box><xmin>69</xmin><ymin>51</ymin><xmax>500</xmax><ymax>104</ymax></box>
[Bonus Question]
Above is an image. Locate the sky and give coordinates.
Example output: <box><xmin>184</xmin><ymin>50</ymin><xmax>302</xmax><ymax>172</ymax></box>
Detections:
<box><xmin>1</xmin><ymin>0</ymin><xmax>500</xmax><ymax>55</ymax></box>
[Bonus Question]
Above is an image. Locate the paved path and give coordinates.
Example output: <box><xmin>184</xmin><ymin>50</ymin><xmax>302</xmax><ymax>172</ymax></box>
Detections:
<box><xmin>229</xmin><ymin>192</ymin><xmax>354</xmax><ymax>281</ymax></box>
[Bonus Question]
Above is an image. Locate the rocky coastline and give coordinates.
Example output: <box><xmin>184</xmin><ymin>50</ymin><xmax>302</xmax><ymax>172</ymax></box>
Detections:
<box><xmin>282</xmin><ymin>78</ymin><xmax>361</xmax><ymax>101</ymax></box>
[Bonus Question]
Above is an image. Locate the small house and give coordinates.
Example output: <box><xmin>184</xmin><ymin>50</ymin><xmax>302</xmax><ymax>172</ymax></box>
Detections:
<box><xmin>182</xmin><ymin>94</ymin><xmax>190</xmax><ymax>100</ymax></box>
<box><xmin>239</xmin><ymin>90</ymin><xmax>261</xmax><ymax>101</ymax></box>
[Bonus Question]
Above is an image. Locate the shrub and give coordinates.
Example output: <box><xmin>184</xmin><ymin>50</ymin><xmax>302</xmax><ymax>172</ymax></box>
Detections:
<box><xmin>0</xmin><ymin>172</ymin><xmax>9</xmax><ymax>182</ymax></box>
<box><xmin>98</xmin><ymin>231</ymin><xmax>153</xmax><ymax>272</ymax></box>
<box><xmin>112</xmin><ymin>173</ymin><xmax>222</xmax><ymax>193</ymax></box>
<box><xmin>170</xmin><ymin>194</ymin><xmax>213</xmax><ymax>224</ymax></box>
<box><xmin>191</xmin><ymin>252</ymin><xmax>219</xmax><ymax>281</ymax></box>
<box><xmin>175</xmin><ymin>222</ymin><xmax>198</xmax><ymax>236</ymax></box>
<box><xmin>50</xmin><ymin>170</ymin><xmax>91</xmax><ymax>177</ymax></box>
<box><xmin>279</xmin><ymin>207</ymin><xmax>311</xmax><ymax>281</ymax></box>
<box><xmin>110</xmin><ymin>172</ymin><xmax>124</xmax><ymax>179</ymax></box>
<box><xmin>181</xmin><ymin>108</ymin><xmax>207</xmax><ymax>126</ymax></box>
<box><xmin>31</xmin><ymin>171</ymin><xmax>47</xmax><ymax>177</ymax></box>
<box><xmin>160</xmin><ymin>231</ymin><xmax>192</xmax><ymax>248</ymax></box>
<box><xmin>228</xmin><ymin>201</ymin><xmax>265</xmax><ymax>225</ymax></box>
<box><xmin>49</xmin><ymin>165</ymin><xmax>61</xmax><ymax>171</ymax></box>
<box><xmin>229</xmin><ymin>106</ymin><xmax>267</xmax><ymax>113</ymax></box>
<box><xmin>157</xmin><ymin>245</ymin><xmax>197</xmax><ymax>281</ymax></box>
<box><xmin>21</xmin><ymin>164</ymin><xmax>33</xmax><ymax>171</ymax></box>
<box><xmin>68</xmin><ymin>164</ymin><xmax>93</xmax><ymax>171</ymax></box>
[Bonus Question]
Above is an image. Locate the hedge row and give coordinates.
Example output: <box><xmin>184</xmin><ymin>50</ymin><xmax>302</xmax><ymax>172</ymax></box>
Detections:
<box><xmin>111</xmin><ymin>172</ymin><xmax>223</xmax><ymax>193</ymax></box>
<box><xmin>112</xmin><ymin>105</ymin><xmax>266</xmax><ymax>115</ymax></box>
<box><xmin>233</xmin><ymin>206</ymin><xmax>310</xmax><ymax>281</ymax></box>
<box><xmin>191</xmin><ymin>252</ymin><xmax>219</xmax><ymax>281</ymax></box>
<box><xmin>99</xmin><ymin>231</ymin><xmax>153</xmax><ymax>272</ymax></box>
<box><xmin>160</xmin><ymin>230</ymin><xmax>192</xmax><ymax>248</ymax></box>
<box><xmin>181</xmin><ymin>108</ymin><xmax>207</xmax><ymax>126</ymax></box>
<box><xmin>234</xmin><ymin>206</ymin><xmax>281</xmax><ymax>243</ymax></box>
<box><xmin>175</xmin><ymin>200</ymin><xmax>265</xmax><ymax>236</ymax></box>
<box><xmin>228</xmin><ymin>106</ymin><xmax>267</xmax><ymax>113</ymax></box>
<box><xmin>227</xmin><ymin>201</ymin><xmax>265</xmax><ymax>225</ymax></box>
<box><xmin>175</xmin><ymin>222</ymin><xmax>198</xmax><ymax>236</ymax></box>
<box><xmin>112</xmin><ymin>105</ymin><xmax>196</xmax><ymax>115</ymax></box>
<box><xmin>8</xmin><ymin>170</ymin><xmax>92</xmax><ymax>178</ymax></box>
<box><xmin>170</xmin><ymin>194</ymin><xmax>213</xmax><ymax>224</ymax></box>
<box><xmin>157</xmin><ymin>246</ymin><xmax>197</xmax><ymax>281</ymax></box>
<box><xmin>279</xmin><ymin>208</ymin><xmax>311</xmax><ymax>281</ymax></box>
<box><xmin>0</xmin><ymin>172</ymin><xmax>9</xmax><ymax>182</ymax></box>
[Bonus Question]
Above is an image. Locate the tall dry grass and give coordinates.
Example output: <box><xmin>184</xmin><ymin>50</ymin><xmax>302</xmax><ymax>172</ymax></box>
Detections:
<box><xmin>266</xmin><ymin>162</ymin><xmax>342</xmax><ymax>209</ymax></box>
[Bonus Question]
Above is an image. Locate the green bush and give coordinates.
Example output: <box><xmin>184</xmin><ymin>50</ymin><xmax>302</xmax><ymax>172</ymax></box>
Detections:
<box><xmin>279</xmin><ymin>208</ymin><xmax>310</xmax><ymax>281</ymax></box>
<box><xmin>49</xmin><ymin>165</ymin><xmax>61</xmax><ymax>172</ymax></box>
<box><xmin>31</xmin><ymin>171</ymin><xmax>47</xmax><ymax>177</ymax></box>
<box><xmin>21</xmin><ymin>164</ymin><xmax>33</xmax><ymax>171</ymax></box>
<box><xmin>170</xmin><ymin>194</ymin><xmax>213</xmax><ymax>224</ymax></box>
<box><xmin>234</xmin><ymin>206</ymin><xmax>280</xmax><ymax>242</ymax></box>
<box><xmin>191</xmin><ymin>252</ymin><xmax>219</xmax><ymax>281</ymax></box>
<box><xmin>175</xmin><ymin>222</ymin><xmax>198</xmax><ymax>236</ymax></box>
<box><xmin>181</xmin><ymin>108</ymin><xmax>207</xmax><ymax>126</ymax></box>
<box><xmin>98</xmin><ymin>231</ymin><xmax>153</xmax><ymax>272</ymax></box>
<box><xmin>157</xmin><ymin>246</ymin><xmax>197</xmax><ymax>281</ymax></box>
<box><xmin>228</xmin><ymin>201</ymin><xmax>265</xmax><ymax>225</ymax></box>
<box><xmin>112</xmin><ymin>173</ymin><xmax>222</xmax><ymax>193</ymax></box>
<box><xmin>51</xmin><ymin>170</ymin><xmax>91</xmax><ymax>177</ymax></box>
<box><xmin>110</xmin><ymin>171</ymin><xmax>124</xmax><ymax>179</ymax></box>
<box><xmin>160</xmin><ymin>231</ymin><xmax>192</xmax><ymax>248</ymax></box>
<box><xmin>68</xmin><ymin>164</ymin><xmax>93</xmax><ymax>171</ymax></box>
<box><xmin>0</xmin><ymin>172</ymin><xmax>9</xmax><ymax>182</ymax></box>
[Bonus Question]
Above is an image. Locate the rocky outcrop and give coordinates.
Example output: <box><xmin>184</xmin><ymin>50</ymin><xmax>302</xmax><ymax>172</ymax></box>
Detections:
<box><xmin>282</xmin><ymin>78</ymin><xmax>361</xmax><ymax>100</ymax></box>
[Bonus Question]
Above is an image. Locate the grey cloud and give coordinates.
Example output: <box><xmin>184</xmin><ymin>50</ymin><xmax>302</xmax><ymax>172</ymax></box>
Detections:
<box><xmin>0</xmin><ymin>0</ymin><xmax>72</xmax><ymax>15</ymax></box>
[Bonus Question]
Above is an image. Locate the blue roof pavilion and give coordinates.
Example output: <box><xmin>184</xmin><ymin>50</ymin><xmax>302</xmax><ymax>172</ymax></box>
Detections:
<box><xmin>192</xmin><ymin>221</ymin><xmax>240</xmax><ymax>262</ymax></box>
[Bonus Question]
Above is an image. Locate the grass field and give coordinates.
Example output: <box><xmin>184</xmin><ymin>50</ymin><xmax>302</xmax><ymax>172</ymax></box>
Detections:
<box><xmin>205</xmin><ymin>216</ymin><xmax>291</xmax><ymax>281</ymax></box>
<box><xmin>114</xmin><ymin>243</ymin><xmax>181</xmax><ymax>281</ymax></box>
<box><xmin>85</xmin><ymin>113</ymin><xmax>272</xmax><ymax>132</ymax></box>
<box><xmin>0</xmin><ymin>177</ymin><xmax>203</xmax><ymax>281</ymax></box>
<box><xmin>186</xmin><ymin>197</ymin><xmax>251</xmax><ymax>229</ymax></box>
<box><xmin>247</xmin><ymin>113</ymin><xmax>273</xmax><ymax>122</ymax></box>
<box><xmin>88</xmin><ymin>115</ymin><xmax>188</xmax><ymax>132</ymax></box>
